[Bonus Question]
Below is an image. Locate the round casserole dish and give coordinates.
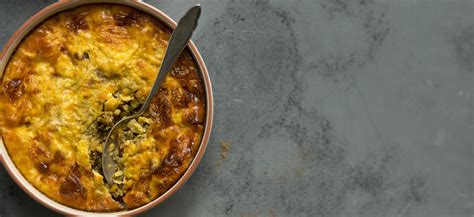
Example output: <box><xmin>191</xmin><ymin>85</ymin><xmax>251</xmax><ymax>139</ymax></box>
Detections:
<box><xmin>0</xmin><ymin>0</ymin><xmax>213</xmax><ymax>216</ymax></box>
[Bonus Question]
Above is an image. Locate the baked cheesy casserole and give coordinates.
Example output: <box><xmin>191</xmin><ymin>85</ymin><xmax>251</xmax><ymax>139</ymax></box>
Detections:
<box><xmin>0</xmin><ymin>4</ymin><xmax>205</xmax><ymax>211</ymax></box>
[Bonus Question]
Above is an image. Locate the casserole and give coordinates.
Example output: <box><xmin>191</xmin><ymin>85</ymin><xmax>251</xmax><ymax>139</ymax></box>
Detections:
<box><xmin>0</xmin><ymin>0</ymin><xmax>213</xmax><ymax>216</ymax></box>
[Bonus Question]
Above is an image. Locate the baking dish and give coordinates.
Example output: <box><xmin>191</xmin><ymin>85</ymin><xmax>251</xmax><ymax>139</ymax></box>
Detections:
<box><xmin>0</xmin><ymin>0</ymin><xmax>213</xmax><ymax>216</ymax></box>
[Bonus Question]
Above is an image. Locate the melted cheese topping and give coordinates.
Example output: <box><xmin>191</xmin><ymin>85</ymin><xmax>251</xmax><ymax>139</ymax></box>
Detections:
<box><xmin>0</xmin><ymin>4</ymin><xmax>205</xmax><ymax>211</ymax></box>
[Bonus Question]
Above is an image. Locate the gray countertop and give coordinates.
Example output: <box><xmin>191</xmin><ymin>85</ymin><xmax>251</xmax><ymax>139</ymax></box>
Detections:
<box><xmin>0</xmin><ymin>0</ymin><xmax>473</xmax><ymax>216</ymax></box>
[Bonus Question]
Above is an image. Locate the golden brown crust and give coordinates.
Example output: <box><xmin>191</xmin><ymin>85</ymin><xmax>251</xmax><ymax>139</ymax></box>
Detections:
<box><xmin>0</xmin><ymin>4</ymin><xmax>205</xmax><ymax>211</ymax></box>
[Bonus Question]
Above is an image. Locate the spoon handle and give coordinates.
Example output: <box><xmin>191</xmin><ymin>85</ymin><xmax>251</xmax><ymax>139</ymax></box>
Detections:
<box><xmin>137</xmin><ymin>5</ymin><xmax>201</xmax><ymax>115</ymax></box>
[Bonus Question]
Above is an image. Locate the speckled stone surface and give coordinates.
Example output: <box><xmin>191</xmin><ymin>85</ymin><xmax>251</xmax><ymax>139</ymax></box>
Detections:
<box><xmin>0</xmin><ymin>0</ymin><xmax>473</xmax><ymax>216</ymax></box>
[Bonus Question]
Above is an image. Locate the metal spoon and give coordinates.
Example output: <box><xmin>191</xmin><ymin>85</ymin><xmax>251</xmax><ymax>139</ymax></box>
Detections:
<box><xmin>102</xmin><ymin>5</ymin><xmax>201</xmax><ymax>184</ymax></box>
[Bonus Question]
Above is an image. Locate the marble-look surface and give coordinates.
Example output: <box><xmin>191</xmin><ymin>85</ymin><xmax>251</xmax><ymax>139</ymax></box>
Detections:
<box><xmin>0</xmin><ymin>0</ymin><xmax>472</xmax><ymax>216</ymax></box>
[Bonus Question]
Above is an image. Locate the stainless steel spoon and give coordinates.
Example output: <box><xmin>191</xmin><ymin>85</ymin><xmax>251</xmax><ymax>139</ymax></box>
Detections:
<box><xmin>102</xmin><ymin>5</ymin><xmax>201</xmax><ymax>184</ymax></box>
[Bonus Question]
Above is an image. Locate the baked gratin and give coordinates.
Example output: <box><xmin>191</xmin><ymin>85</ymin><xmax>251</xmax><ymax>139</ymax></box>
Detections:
<box><xmin>0</xmin><ymin>4</ymin><xmax>205</xmax><ymax>211</ymax></box>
